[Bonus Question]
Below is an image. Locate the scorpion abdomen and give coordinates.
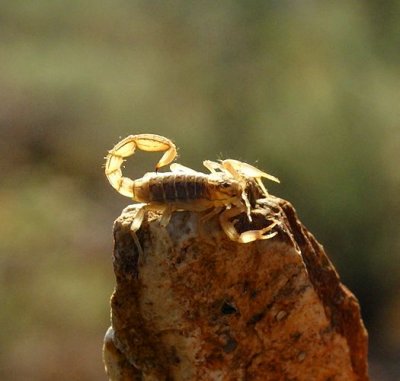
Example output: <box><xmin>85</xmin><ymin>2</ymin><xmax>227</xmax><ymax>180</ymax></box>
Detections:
<box><xmin>143</xmin><ymin>173</ymin><xmax>211</xmax><ymax>203</ymax></box>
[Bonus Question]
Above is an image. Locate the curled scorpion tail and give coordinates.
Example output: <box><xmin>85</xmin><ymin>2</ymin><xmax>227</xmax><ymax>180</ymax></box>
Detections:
<box><xmin>105</xmin><ymin>134</ymin><xmax>177</xmax><ymax>199</ymax></box>
<box><xmin>105</xmin><ymin>152</ymin><xmax>135</xmax><ymax>198</ymax></box>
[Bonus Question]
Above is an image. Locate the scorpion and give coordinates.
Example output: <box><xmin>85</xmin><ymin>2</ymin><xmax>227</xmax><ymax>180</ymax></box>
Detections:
<box><xmin>105</xmin><ymin>134</ymin><xmax>280</xmax><ymax>245</ymax></box>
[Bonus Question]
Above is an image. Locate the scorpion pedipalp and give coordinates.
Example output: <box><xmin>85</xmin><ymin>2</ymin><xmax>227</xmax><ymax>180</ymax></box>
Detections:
<box><xmin>219</xmin><ymin>159</ymin><xmax>279</xmax><ymax>199</ymax></box>
<box><xmin>202</xmin><ymin>159</ymin><xmax>280</xmax><ymax>221</ymax></box>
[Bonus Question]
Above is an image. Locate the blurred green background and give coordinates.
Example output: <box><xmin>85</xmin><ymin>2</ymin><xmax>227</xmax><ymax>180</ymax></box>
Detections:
<box><xmin>1</xmin><ymin>1</ymin><xmax>399</xmax><ymax>380</ymax></box>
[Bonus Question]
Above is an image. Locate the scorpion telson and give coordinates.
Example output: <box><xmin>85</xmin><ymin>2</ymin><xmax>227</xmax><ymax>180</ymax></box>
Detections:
<box><xmin>105</xmin><ymin>134</ymin><xmax>280</xmax><ymax>245</ymax></box>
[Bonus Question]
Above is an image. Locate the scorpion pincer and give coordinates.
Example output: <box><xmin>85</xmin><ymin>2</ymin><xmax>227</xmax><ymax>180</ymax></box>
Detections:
<box><xmin>105</xmin><ymin>134</ymin><xmax>280</xmax><ymax>244</ymax></box>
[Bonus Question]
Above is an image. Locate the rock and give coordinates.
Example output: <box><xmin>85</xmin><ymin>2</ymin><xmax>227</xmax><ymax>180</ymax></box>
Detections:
<box><xmin>103</xmin><ymin>196</ymin><xmax>369</xmax><ymax>381</ymax></box>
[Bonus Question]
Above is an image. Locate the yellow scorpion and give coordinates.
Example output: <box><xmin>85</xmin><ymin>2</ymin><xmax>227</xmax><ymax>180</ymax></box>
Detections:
<box><xmin>105</xmin><ymin>134</ymin><xmax>280</xmax><ymax>244</ymax></box>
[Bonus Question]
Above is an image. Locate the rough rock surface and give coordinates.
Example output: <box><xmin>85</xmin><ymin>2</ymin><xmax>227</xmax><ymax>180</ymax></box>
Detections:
<box><xmin>103</xmin><ymin>196</ymin><xmax>369</xmax><ymax>381</ymax></box>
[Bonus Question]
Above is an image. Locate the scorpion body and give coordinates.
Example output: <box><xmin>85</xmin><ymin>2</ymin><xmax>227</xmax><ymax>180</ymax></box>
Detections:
<box><xmin>105</xmin><ymin>134</ymin><xmax>280</xmax><ymax>244</ymax></box>
<box><xmin>132</xmin><ymin>172</ymin><xmax>241</xmax><ymax>208</ymax></box>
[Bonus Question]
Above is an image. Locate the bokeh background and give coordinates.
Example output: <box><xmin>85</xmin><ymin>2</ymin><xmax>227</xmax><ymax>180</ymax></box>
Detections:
<box><xmin>1</xmin><ymin>1</ymin><xmax>399</xmax><ymax>380</ymax></box>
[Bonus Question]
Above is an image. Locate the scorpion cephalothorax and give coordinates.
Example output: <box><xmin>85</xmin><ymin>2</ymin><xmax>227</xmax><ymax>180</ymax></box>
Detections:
<box><xmin>105</xmin><ymin>134</ymin><xmax>280</xmax><ymax>245</ymax></box>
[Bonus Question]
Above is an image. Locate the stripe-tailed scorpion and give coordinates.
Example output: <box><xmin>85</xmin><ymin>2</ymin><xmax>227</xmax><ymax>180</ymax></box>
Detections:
<box><xmin>105</xmin><ymin>134</ymin><xmax>280</xmax><ymax>249</ymax></box>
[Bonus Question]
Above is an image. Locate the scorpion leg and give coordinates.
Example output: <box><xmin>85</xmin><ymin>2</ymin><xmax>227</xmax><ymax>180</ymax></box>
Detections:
<box><xmin>128</xmin><ymin>203</ymin><xmax>147</xmax><ymax>233</ymax></box>
<box><xmin>121</xmin><ymin>203</ymin><xmax>148</xmax><ymax>256</ymax></box>
<box><xmin>129</xmin><ymin>204</ymin><xmax>174</xmax><ymax>251</ymax></box>
<box><xmin>203</xmin><ymin>160</ymin><xmax>229</xmax><ymax>175</ymax></box>
<box><xmin>160</xmin><ymin>206</ymin><xmax>173</xmax><ymax>227</ymax></box>
<box><xmin>219</xmin><ymin>205</ymin><xmax>278</xmax><ymax>243</ymax></box>
<box><xmin>200</xmin><ymin>206</ymin><xmax>224</xmax><ymax>222</ymax></box>
<box><xmin>170</xmin><ymin>163</ymin><xmax>202</xmax><ymax>175</ymax></box>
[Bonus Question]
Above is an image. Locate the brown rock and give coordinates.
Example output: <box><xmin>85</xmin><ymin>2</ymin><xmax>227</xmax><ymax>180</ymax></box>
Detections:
<box><xmin>103</xmin><ymin>197</ymin><xmax>369</xmax><ymax>381</ymax></box>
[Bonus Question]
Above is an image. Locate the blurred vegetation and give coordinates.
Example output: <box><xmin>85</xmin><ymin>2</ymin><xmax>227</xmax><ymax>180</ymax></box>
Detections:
<box><xmin>0</xmin><ymin>1</ymin><xmax>399</xmax><ymax>380</ymax></box>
